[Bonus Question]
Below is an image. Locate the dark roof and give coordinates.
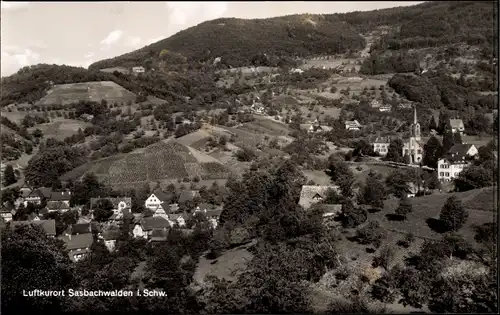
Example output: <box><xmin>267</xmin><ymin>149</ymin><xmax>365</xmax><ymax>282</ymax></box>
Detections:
<box><xmin>71</xmin><ymin>223</ymin><xmax>91</xmax><ymax>235</ymax></box>
<box><xmin>178</xmin><ymin>190</ymin><xmax>199</xmax><ymax>203</ymax></box>
<box><xmin>374</xmin><ymin>136</ymin><xmax>391</xmax><ymax>144</ymax></box>
<box><xmin>1</xmin><ymin>202</ymin><xmax>15</xmax><ymax>213</ymax></box>
<box><xmin>49</xmin><ymin>191</ymin><xmax>71</xmax><ymax>201</ymax></box>
<box><xmin>37</xmin><ymin>187</ymin><xmax>53</xmax><ymax>198</ymax></box>
<box><xmin>46</xmin><ymin>201</ymin><xmax>70</xmax><ymax>211</ymax></box>
<box><xmin>150</xmin><ymin>228</ymin><xmax>168</xmax><ymax>241</ymax></box>
<box><xmin>101</xmin><ymin>229</ymin><xmax>121</xmax><ymax>241</ymax></box>
<box><xmin>168</xmin><ymin>213</ymin><xmax>188</xmax><ymax>222</ymax></box>
<box><xmin>140</xmin><ymin>217</ymin><xmax>170</xmax><ymax>231</ymax></box>
<box><xmin>59</xmin><ymin>233</ymin><xmax>93</xmax><ymax>251</ymax></box>
<box><xmin>151</xmin><ymin>190</ymin><xmax>172</xmax><ymax>203</ymax></box>
<box><xmin>447</xmin><ymin>144</ymin><xmax>474</xmax><ymax>156</ymax></box>
<box><xmin>197</xmin><ymin>203</ymin><xmax>217</xmax><ymax>211</ymax></box>
<box><xmin>11</xmin><ymin>220</ymin><xmax>56</xmax><ymax>236</ymax></box>
<box><xmin>206</xmin><ymin>209</ymin><xmax>223</xmax><ymax>217</ymax></box>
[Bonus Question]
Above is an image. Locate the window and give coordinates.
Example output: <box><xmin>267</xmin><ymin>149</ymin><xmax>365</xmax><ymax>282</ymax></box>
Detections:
<box><xmin>417</xmin><ymin>149</ymin><xmax>422</xmax><ymax>154</ymax></box>
<box><xmin>440</xmin><ymin>172</ymin><xmax>444</xmax><ymax>176</ymax></box>
<box><xmin>445</xmin><ymin>172</ymin><xmax>450</xmax><ymax>177</ymax></box>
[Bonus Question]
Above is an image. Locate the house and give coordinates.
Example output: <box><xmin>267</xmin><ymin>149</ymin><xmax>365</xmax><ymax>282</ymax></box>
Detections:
<box><xmin>0</xmin><ymin>202</ymin><xmax>15</xmax><ymax>222</ymax></box>
<box><xmin>133</xmin><ymin>216</ymin><xmax>170</xmax><ymax>239</ymax></box>
<box><xmin>290</xmin><ymin>68</ymin><xmax>304</xmax><ymax>74</ymax></box>
<box><xmin>90</xmin><ymin>197</ymin><xmax>132</xmax><ymax>221</ymax></box>
<box><xmin>379</xmin><ymin>105</ymin><xmax>392</xmax><ymax>112</ymax></box>
<box><xmin>132</xmin><ymin>66</ymin><xmax>145</xmax><ymax>74</ymax></box>
<box><xmin>372</xmin><ymin>137</ymin><xmax>391</xmax><ymax>156</ymax></box>
<box><xmin>150</xmin><ymin>228</ymin><xmax>168</xmax><ymax>242</ymax></box>
<box><xmin>194</xmin><ymin>204</ymin><xmax>223</xmax><ymax>228</ymax></box>
<box><xmin>45</xmin><ymin>201</ymin><xmax>70</xmax><ymax>213</ymax></box>
<box><xmin>402</xmin><ymin>106</ymin><xmax>424</xmax><ymax>164</ymax></box>
<box><xmin>59</xmin><ymin>233</ymin><xmax>93</xmax><ymax>262</ymax></box>
<box><xmin>100</xmin><ymin>229</ymin><xmax>121</xmax><ymax>251</ymax></box>
<box><xmin>300</xmin><ymin>124</ymin><xmax>333</xmax><ymax>134</ymax></box>
<box><xmin>167</xmin><ymin>213</ymin><xmax>188</xmax><ymax>228</ymax></box>
<box><xmin>23</xmin><ymin>187</ymin><xmax>52</xmax><ymax>206</ymax></box>
<box><xmin>68</xmin><ymin>223</ymin><xmax>96</xmax><ymax>235</ymax></box>
<box><xmin>81</xmin><ymin>114</ymin><xmax>94</xmax><ymax>121</ymax></box>
<box><xmin>144</xmin><ymin>191</ymin><xmax>172</xmax><ymax>219</ymax></box>
<box><xmin>370</xmin><ymin>100</ymin><xmax>381</xmax><ymax>108</ymax></box>
<box><xmin>178</xmin><ymin>190</ymin><xmax>200</xmax><ymax>204</ymax></box>
<box><xmin>449</xmin><ymin>119</ymin><xmax>465</xmax><ymax>134</ymax></box>
<box><xmin>250</xmin><ymin>101</ymin><xmax>265</xmax><ymax>114</ymax></box>
<box><xmin>11</xmin><ymin>219</ymin><xmax>56</xmax><ymax>237</ymax></box>
<box><xmin>298</xmin><ymin>185</ymin><xmax>340</xmax><ymax>210</ymax></box>
<box><xmin>437</xmin><ymin>144</ymin><xmax>478</xmax><ymax>181</ymax></box>
<box><xmin>345</xmin><ymin>120</ymin><xmax>362</xmax><ymax>131</ymax></box>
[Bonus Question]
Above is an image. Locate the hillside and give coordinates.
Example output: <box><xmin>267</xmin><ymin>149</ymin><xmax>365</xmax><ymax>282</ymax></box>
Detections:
<box><xmin>36</xmin><ymin>81</ymin><xmax>137</xmax><ymax>106</ymax></box>
<box><xmin>90</xmin><ymin>2</ymin><xmax>496</xmax><ymax>72</ymax></box>
<box><xmin>60</xmin><ymin>140</ymin><xmax>231</xmax><ymax>186</ymax></box>
<box><xmin>89</xmin><ymin>15</ymin><xmax>366</xmax><ymax>70</ymax></box>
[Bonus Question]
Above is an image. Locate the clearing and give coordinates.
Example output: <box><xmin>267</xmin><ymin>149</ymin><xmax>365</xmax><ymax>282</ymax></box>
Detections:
<box><xmin>36</xmin><ymin>81</ymin><xmax>137</xmax><ymax>106</ymax></box>
<box><xmin>28</xmin><ymin>118</ymin><xmax>92</xmax><ymax>141</ymax></box>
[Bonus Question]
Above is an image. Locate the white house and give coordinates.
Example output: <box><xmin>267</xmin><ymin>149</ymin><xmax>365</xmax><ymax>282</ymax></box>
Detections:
<box><xmin>373</xmin><ymin>136</ymin><xmax>391</xmax><ymax>156</ymax></box>
<box><xmin>132</xmin><ymin>66</ymin><xmax>145</xmax><ymax>74</ymax></box>
<box><xmin>379</xmin><ymin>105</ymin><xmax>392</xmax><ymax>112</ymax></box>
<box><xmin>345</xmin><ymin>120</ymin><xmax>362</xmax><ymax>131</ymax></box>
<box><xmin>167</xmin><ymin>213</ymin><xmax>188</xmax><ymax>228</ymax></box>
<box><xmin>134</xmin><ymin>217</ymin><xmax>170</xmax><ymax>240</ymax></box>
<box><xmin>100</xmin><ymin>229</ymin><xmax>120</xmax><ymax>252</ymax></box>
<box><xmin>144</xmin><ymin>191</ymin><xmax>171</xmax><ymax>219</ymax></box>
<box><xmin>437</xmin><ymin>144</ymin><xmax>478</xmax><ymax>181</ymax></box>
<box><xmin>298</xmin><ymin>185</ymin><xmax>340</xmax><ymax>210</ymax></box>
<box><xmin>370</xmin><ymin>100</ymin><xmax>381</xmax><ymax>108</ymax></box>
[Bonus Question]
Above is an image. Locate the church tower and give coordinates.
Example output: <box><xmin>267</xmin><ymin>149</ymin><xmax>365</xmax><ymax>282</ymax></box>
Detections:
<box><xmin>412</xmin><ymin>105</ymin><xmax>421</xmax><ymax>141</ymax></box>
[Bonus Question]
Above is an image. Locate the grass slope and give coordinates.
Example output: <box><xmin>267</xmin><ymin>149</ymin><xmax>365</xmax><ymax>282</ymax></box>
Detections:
<box><xmin>36</xmin><ymin>81</ymin><xmax>137</xmax><ymax>106</ymax></box>
<box><xmin>60</xmin><ymin>140</ymin><xmax>231</xmax><ymax>185</ymax></box>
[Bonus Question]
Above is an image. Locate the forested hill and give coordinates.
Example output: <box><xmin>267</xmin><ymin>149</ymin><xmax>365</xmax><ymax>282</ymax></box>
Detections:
<box><xmin>90</xmin><ymin>1</ymin><xmax>497</xmax><ymax>71</ymax></box>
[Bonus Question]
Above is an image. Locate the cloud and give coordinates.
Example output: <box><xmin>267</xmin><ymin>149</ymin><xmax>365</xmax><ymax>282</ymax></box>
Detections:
<box><xmin>100</xmin><ymin>29</ymin><xmax>124</xmax><ymax>47</ymax></box>
<box><xmin>84</xmin><ymin>52</ymin><xmax>95</xmax><ymax>59</ymax></box>
<box><xmin>125</xmin><ymin>36</ymin><xmax>141</xmax><ymax>48</ymax></box>
<box><xmin>165</xmin><ymin>2</ymin><xmax>228</xmax><ymax>35</ymax></box>
<box><xmin>1</xmin><ymin>2</ymin><xmax>30</xmax><ymax>11</ymax></box>
<box><xmin>1</xmin><ymin>45</ymin><xmax>40</xmax><ymax>76</ymax></box>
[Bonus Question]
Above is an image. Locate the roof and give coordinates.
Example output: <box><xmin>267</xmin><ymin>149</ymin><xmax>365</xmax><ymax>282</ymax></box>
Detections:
<box><xmin>150</xmin><ymin>190</ymin><xmax>172</xmax><ymax>203</ymax></box>
<box><xmin>168</xmin><ymin>213</ymin><xmax>188</xmax><ymax>221</ymax></box>
<box><xmin>1</xmin><ymin>202</ymin><xmax>15</xmax><ymax>214</ymax></box>
<box><xmin>298</xmin><ymin>185</ymin><xmax>339</xmax><ymax>210</ymax></box>
<box><xmin>71</xmin><ymin>223</ymin><xmax>92</xmax><ymax>235</ymax></box>
<box><xmin>59</xmin><ymin>233</ymin><xmax>93</xmax><ymax>251</ymax></box>
<box><xmin>178</xmin><ymin>190</ymin><xmax>199</xmax><ymax>203</ymax></box>
<box><xmin>49</xmin><ymin>191</ymin><xmax>71</xmax><ymax>201</ymax></box>
<box><xmin>140</xmin><ymin>217</ymin><xmax>170</xmax><ymax>231</ymax></box>
<box><xmin>11</xmin><ymin>220</ymin><xmax>56</xmax><ymax>236</ymax></box>
<box><xmin>46</xmin><ymin>201</ymin><xmax>70</xmax><ymax>211</ymax></box>
<box><xmin>69</xmin><ymin>248</ymin><xmax>91</xmax><ymax>262</ymax></box>
<box><xmin>206</xmin><ymin>209</ymin><xmax>223</xmax><ymax>217</ymax></box>
<box><xmin>345</xmin><ymin>120</ymin><xmax>361</xmax><ymax>126</ymax></box>
<box><xmin>197</xmin><ymin>203</ymin><xmax>218</xmax><ymax>211</ymax></box>
<box><xmin>447</xmin><ymin>144</ymin><xmax>475</xmax><ymax>156</ymax></box>
<box><xmin>322</xmin><ymin>204</ymin><xmax>343</xmax><ymax>216</ymax></box>
<box><xmin>90</xmin><ymin>197</ymin><xmax>132</xmax><ymax>209</ymax></box>
<box><xmin>101</xmin><ymin>229</ymin><xmax>121</xmax><ymax>241</ymax></box>
<box><xmin>449</xmin><ymin>119</ymin><xmax>464</xmax><ymax>129</ymax></box>
<box><xmin>37</xmin><ymin>187</ymin><xmax>53</xmax><ymax>198</ymax></box>
<box><xmin>373</xmin><ymin>136</ymin><xmax>391</xmax><ymax>144</ymax></box>
<box><xmin>150</xmin><ymin>229</ymin><xmax>168</xmax><ymax>241</ymax></box>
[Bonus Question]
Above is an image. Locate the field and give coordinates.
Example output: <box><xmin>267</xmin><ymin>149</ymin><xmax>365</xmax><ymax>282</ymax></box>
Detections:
<box><xmin>27</xmin><ymin>118</ymin><xmax>92</xmax><ymax>140</ymax></box>
<box><xmin>238</xmin><ymin>116</ymin><xmax>292</xmax><ymax>137</ymax></box>
<box><xmin>36</xmin><ymin>81</ymin><xmax>137</xmax><ymax>106</ymax></box>
<box><xmin>379</xmin><ymin>187</ymin><xmax>496</xmax><ymax>242</ymax></box>
<box><xmin>60</xmin><ymin>140</ymin><xmax>231</xmax><ymax>186</ymax></box>
<box><xmin>0</xmin><ymin>111</ymin><xmax>28</xmax><ymax>123</ymax></box>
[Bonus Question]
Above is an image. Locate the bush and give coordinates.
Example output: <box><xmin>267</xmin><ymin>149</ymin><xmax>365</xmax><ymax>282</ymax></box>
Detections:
<box><xmin>355</xmin><ymin>220</ymin><xmax>386</xmax><ymax>248</ymax></box>
<box><xmin>395</xmin><ymin>196</ymin><xmax>413</xmax><ymax>219</ymax></box>
<box><xmin>372</xmin><ymin>246</ymin><xmax>395</xmax><ymax>270</ymax></box>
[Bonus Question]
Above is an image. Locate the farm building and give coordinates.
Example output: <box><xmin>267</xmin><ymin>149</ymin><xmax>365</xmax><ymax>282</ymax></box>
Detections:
<box><xmin>298</xmin><ymin>185</ymin><xmax>340</xmax><ymax>210</ymax></box>
<box><xmin>345</xmin><ymin>120</ymin><xmax>362</xmax><ymax>131</ymax></box>
<box><xmin>59</xmin><ymin>233</ymin><xmax>93</xmax><ymax>262</ymax></box>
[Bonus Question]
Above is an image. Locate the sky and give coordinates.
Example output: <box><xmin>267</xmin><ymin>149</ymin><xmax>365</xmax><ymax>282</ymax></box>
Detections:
<box><xmin>1</xmin><ymin>1</ymin><xmax>423</xmax><ymax>77</ymax></box>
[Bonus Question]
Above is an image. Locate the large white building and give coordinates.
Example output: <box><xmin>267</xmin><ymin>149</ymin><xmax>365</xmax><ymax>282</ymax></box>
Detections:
<box><xmin>373</xmin><ymin>136</ymin><xmax>391</xmax><ymax>156</ymax></box>
<box><xmin>437</xmin><ymin>144</ymin><xmax>478</xmax><ymax>181</ymax></box>
<box><xmin>402</xmin><ymin>106</ymin><xmax>424</xmax><ymax>164</ymax></box>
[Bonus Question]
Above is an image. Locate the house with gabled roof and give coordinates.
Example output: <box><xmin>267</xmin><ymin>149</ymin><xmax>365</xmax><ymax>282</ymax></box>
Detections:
<box><xmin>11</xmin><ymin>219</ymin><xmax>56</xmax><ymax>237</ymax></box>
<box><xmin>90</xmin><ymin>197</ymin><xmax>132</xmax><ymax>221</ymax></box>
<box><xmin>145</xmin><ymin>190</ymin><xmax>172</xmax><ymax>219</ymax></box>
<box><xmin>23</xmin><ymin>187</ymin><xmax>52</xmax><ymax>206</ymax></box>
<box><xmin>59</xmin><ymin>233</ymin><xmax>93</xmax><ymax>262</ymax></box>
<box><xmin>133</xmin><ymin>216</ymin><xmax>170</xmax><ymax>239</ymax></box>
<box><xmin>194</xmin><ymin>204</ymin><xmax>223</xmax><ymax>228</ymax></box>
<box><xmin>0</xmin><ymin>202</ymin><xmax>15</xmax><ymax>222</ymax></box>
<box><xmin>100</xmin><ymin>229</ymin><xmax>121</xmax><ymax>251</ymax></box>
<box><xmin>298</xmin><ymin>185</ymin><xmax>340</xmax><ymax>210</ymax></box>
<box><xmin>437</xmin><ymin>144</ymin><xmax>478</xmax><ymax>182</ymax></box>
<box><xmin>345</xmin><ymin>120</ymin><xmax>362</xmax><ymax>131</ymax></box>
<box><xmin>45</xmin><ymin>200</ymin><xmax>70</xmax><ymax>213</ymax></box>
<box><xmin>167</xmin><ymin>213</ymin><xmax>189</xmax><ymax>228</ymax></box>
<box><xmin>372</xmin><ymin>136</ymin><xmax>391</xmax><ymax>156</ymax></box>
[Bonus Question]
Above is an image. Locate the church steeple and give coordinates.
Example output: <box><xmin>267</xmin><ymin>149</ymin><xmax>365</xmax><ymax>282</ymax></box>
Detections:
<box><xmin>412</xmin><ymin>105</ymin><xmax>421</xmax><ymax>141</ymax></box>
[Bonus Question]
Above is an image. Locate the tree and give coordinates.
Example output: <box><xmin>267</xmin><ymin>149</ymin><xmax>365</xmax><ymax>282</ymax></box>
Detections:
<box><xmin>234</xmin><ymin>147</ymin><xmax>257</xmax><ymax>162</ymax></box>
<box><xmin>429</xmin><ymin>115</ymin><xmax>438</xmax><ymax>131</ymax></box>
<box><xmin>441</xmin><ymin>130</ymin><xmax>454</xmax><ymax>155</ymax></box>
<box><xmin>326</xmin><ymin>159</ymin><xmax>353</xmax><ymax>183</ymax></box>
<box><xmin>93</xmin><ymin>199</ymin><xmax>114</xmax><ymax>222</ymax></box>
<box><xmin>383</xmin><ymin>138</ymin><xmax>404</xmax><ymax>163</ymax></box>
<box><xmin>1</xmin><ymin>225</ymin><xmax>75</xmax><ymax>313</ymax></box>
<box><xmin>385</xmin><ymin>169</ymin><xmax>412</xmax><ymax>198</ymax></box>
<box><xmin>423</xmin><ymin>136</ymin><xmax>442</xmax><ymax>168</ymax></box>
<box><xmin>437</xmin><ymin>110</ymin><xmax>450</xmax><ymax>135</ymax></box>
<box><xmin>439</xmin><ymin>196</ymin><xmax>469</xmax><ymax>231</ymax></box>
<box><xmin>395</xmin><ymin>196</ymin><xmax>413</xmax><ymax>219</ymax></box>
<box><xmin>3</xmin><ymin>164</ymin><xmax>16</xmax><ymax>186</ymax></box>
<box><xmin>355</xmin><ymin>220</ymin><xmax>386</xmax><ymax>248</ymax></box>
<box><xmin>454</xmin><ymin>165</ymin><xmax>494</xmax><ymax>192</ymax></box>
<box><xmin>360</xmin><ymin>171</ymin><xmax>386</xmax><ymax>208</ymax></box>
<box><xmin>453</xmin><ymin>131</ymin><xmax>463</xmax><ymax>144</ymax></box>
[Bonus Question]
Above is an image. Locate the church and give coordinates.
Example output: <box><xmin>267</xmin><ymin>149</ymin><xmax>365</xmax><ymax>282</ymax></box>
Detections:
<box><xmin>402</xmin><ymin>106</ymin><xmax>424</xmax><ymax>164</ymax></box>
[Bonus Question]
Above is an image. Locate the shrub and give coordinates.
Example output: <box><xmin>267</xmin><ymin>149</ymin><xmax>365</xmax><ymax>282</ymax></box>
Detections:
<box><xmin>439</xmin><ymin>196</ymin><xmax>469</xmax><ymax>231</ymax></box>
<box><xmin>355</xmin><ymin>220</ymin><xmax>386</xmax><ymax>248</ymax></box>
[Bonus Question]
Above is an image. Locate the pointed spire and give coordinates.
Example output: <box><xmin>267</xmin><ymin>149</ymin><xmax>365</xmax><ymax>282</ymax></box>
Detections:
<box><xmin>413</xmin><ymin>105</ymin><xmax>417</xmax><ymax>124</ymax></box>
